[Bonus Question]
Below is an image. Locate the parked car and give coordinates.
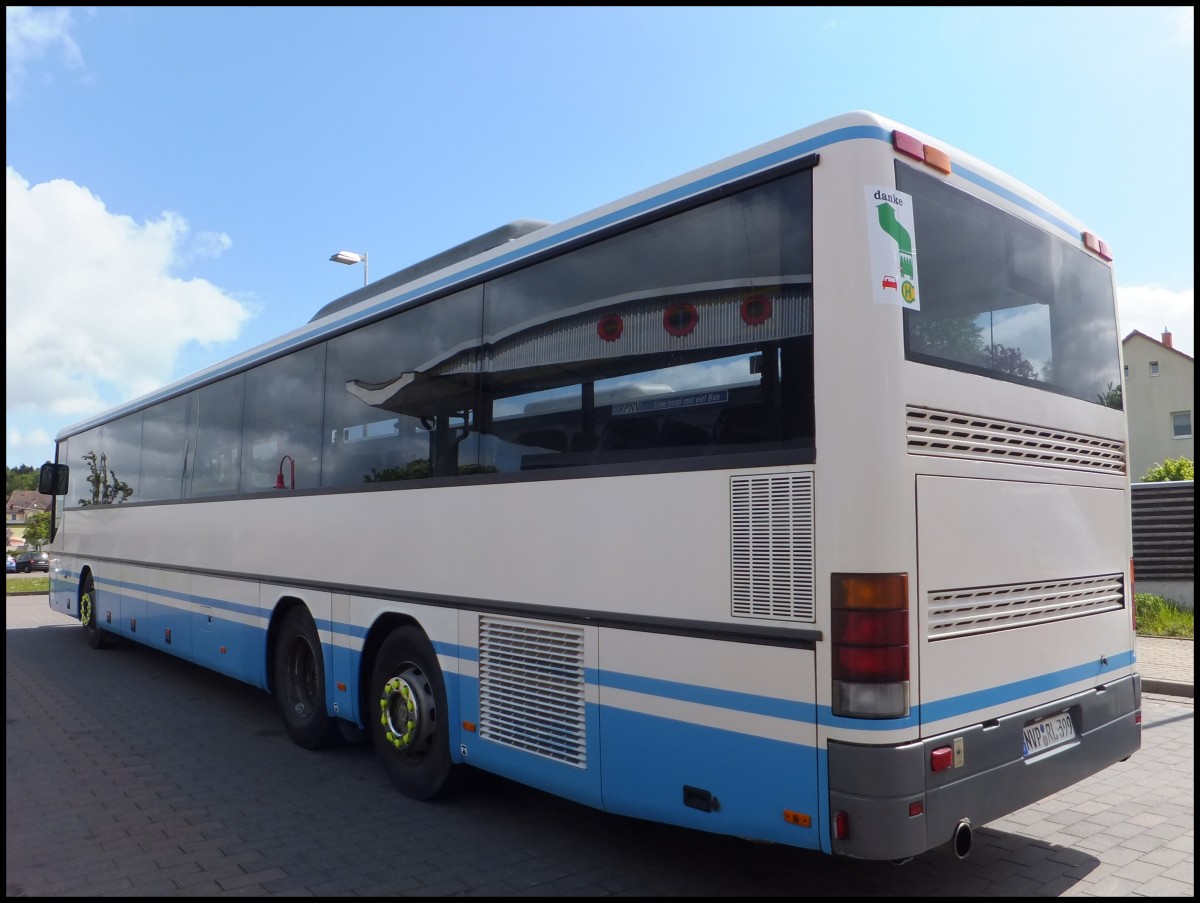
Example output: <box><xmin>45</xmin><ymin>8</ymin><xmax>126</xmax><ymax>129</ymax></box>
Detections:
<box><xmin>6</xmin><ymin>554</ymin><xmax>15</xmax><ymax>574</ymax></box>
<box><xmin>14</xmin><ymin>550</ymin><xmax>50</xmax><ymax>573</ymax></box>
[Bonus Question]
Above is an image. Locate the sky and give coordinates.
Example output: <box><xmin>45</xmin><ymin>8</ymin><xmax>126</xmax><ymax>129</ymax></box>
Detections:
<box><xmin>5</xmin><ymin>6</ymin><xmax>1195</xmax><ymax>468</ymax></box>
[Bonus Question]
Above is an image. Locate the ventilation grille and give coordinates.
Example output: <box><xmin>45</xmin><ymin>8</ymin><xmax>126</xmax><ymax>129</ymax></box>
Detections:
<box><xmin>907</xmin><ymin>406</ymin><xmax>1125</xmax><ymax>474</ymax></box>
<box><xmin>730</xmin><ymin>472</ymin><xmax>815</xmax><ymax>621</ymax></box>
<box><xmin>478</xmin><ymin>616</ymin><xmax>587</xmax><ymax>767</ymax></box>
<box><xmin>927</xmin><ymin>574</ymin><xmax>1125</xmax><ymax>641</ymax></box>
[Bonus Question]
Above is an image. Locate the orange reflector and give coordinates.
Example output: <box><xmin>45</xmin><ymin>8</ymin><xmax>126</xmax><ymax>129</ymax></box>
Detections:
<box><xmin>336</xmin><ymin>682</ymin><xmax>347</xmax><ymax>692</ymax></box>
<box><xmin>922</xmin><ymin>144</ymin><xmax>952</xmax><ymax>174</ymax></box>
<box><xmin>219</xmin><ymin>646</ymin><xmax>227</xmax><ymax>654</ymax></box>
<box><xmin>462</xmin><ymin>721</ymin><xmax>477</xmax><ymax>733</ymax></box>
<box><xmin>892</xmin><ymin>129</ymin><xmax>924</xmax><ymax>161</ymax></box>
<box><xmin>931</xmin><ymin>746</ymin><xmax>954</xmax><ymax>772</ymax></box>
<box><xmin>834</xmin><ymin>810</ymin><xmax>850</xmax><ymax>839</ymax></box>
<box><xmin>832</xmin><ymin>573</ymin><xmax>908</xmax><ymax>610</ymax></box>
<box><xmin>783</xmin><ymin>810</ymin><xmax>811</xmax><ymax>827</ymax></box>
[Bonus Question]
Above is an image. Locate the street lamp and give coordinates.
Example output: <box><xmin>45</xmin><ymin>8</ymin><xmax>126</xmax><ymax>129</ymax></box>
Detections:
<box><xmin>329</xmin><ymin>250</ymin><xmax>368</xmax><ymax>286</ymax></box>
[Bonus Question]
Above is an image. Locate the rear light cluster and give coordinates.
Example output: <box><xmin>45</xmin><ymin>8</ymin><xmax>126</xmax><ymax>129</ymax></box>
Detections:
<box><xmin>831</xmin><ymin>573</ymin><xmax>910</xmax><ymax>718</ymax></box>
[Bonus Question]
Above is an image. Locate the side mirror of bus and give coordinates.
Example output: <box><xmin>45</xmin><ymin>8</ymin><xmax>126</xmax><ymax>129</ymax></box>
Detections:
<box><xmin>39</xmin><ymin>462</ymin><xmax>69</xmax><ymax>497</ymax></box>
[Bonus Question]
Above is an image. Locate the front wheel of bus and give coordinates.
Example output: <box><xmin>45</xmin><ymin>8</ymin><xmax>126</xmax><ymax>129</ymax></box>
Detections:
<box><xmin>80</xmin><ymin>574</ymin><xmax>107</xmax><ymax>649</ymax></box>
<box><xmin>370</xmin><ymin>625</ymin><xmax>457</xmax><ymax>800</ymax></box>
<box><xmin>274</xmin><ymin>606</ymin><xmax>340</xmax><ymax>750</ymax></box>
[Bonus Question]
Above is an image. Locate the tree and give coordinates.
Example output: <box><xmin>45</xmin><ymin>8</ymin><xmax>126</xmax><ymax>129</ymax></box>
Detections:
<box><xmin>1096</xmin><ymin>381</ymin><xmax>1123</xmax><ymax>410</ymax></box>
<box><xmin>79</xmin><ymin>451</ymin><xmax>133</xmax><ymax>506</ymax></box>
<box><xmin>6</xmin><ymin>465</ymin><xmax>38</xmax><ymax>499</ymax></box>
<box><xmin>1141</xmin><ymin>457</ymin><xmax>1194</xmax><ymax>482</ymax></box>
<box><xmin>22</xmin><ymin>510</ymin><xmax>50</xmax><ymax>549</ymax></box>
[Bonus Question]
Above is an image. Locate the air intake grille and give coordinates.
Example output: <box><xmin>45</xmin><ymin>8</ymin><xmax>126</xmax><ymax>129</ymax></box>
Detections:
<box><xmin>927</xmin><ymin>574</ymin><xmax>1125</xmax><ymax>640</ymax></box>
<box><xmin>907</xmin><ymin>406</ymin><xmax>1125</xmax><ymax>474</ymax></box>
<box><xmin>731</xmin><ymin>472</ymin><xmax>815</xmax><ymax>621</ymax></box>
<box><xmin>478</xmin><ymin>616</ymin><xmax>587</xmax><ymax>767</ymax></box>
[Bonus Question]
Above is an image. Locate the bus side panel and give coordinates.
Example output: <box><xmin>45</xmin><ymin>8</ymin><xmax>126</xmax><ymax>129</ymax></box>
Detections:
<box><xmin>597</xmin><ymin>630</ymin><xmax>821</xmax><ymax>848</ymax></box>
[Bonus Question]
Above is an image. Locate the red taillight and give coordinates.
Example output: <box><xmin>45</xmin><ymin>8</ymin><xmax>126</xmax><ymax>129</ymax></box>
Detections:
<box><xmin>832</xmin><ymin>608</ymin><xmax>907</xmax><ymax>646</ymax></box>
<box><xmin>833</xmin><ymin>645</ymin><xmax>909</xmax><ymax>683</ymax></box>
<box><xmin>833</xmin><ymin>810</ymin><xmax>850</xmax><ymax>840</ymax></box>
<box><xmin>930</xmin><ymin>747</ymin><xmax>954</xmax><ymax>773</ymax></box>
<box><xmin>831</xmin><ymin>573</ymin><xmax>910</xmax><ymax>718</ymax></box>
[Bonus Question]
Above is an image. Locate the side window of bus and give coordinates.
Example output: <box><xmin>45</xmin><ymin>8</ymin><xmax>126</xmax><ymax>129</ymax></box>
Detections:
<box><xmin>322</xmin><ymin>286</ymin><xmax>485</xmax><ymax>487</ymax></box>
<box><xmin>189</xmin><ymin>375</ymin><xmax>245</xmax><ymax>498</ymax></box>
<box><xmin>70</xmin><ymin>418</ymin><xmax>143</xmax><ymax>506</ymax></box>
<box><xmin>478</xmin><ymin>166</ymin><xmax>814</xmax><ymax>474</ymax></box>
<box><xmin>139</xmin><ymin>393</ymin><xmax>195</xmax><ymax>502</ymax></box>
<box><xmin>241</xmin><ymin>344</ymin><xmax>326</xmax><ymax>492</ymax></box>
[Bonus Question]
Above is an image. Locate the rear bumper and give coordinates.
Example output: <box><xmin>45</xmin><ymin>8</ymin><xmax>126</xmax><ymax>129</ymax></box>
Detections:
<box><xmin>828</xmin><ymin>673</ymin><xmax>1141</xmax><ymax>860</ymax></box>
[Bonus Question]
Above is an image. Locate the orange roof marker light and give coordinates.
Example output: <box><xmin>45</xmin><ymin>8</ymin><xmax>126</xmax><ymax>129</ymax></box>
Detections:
<box><xmin>892</xmin><ymin>130</ymin><xmax>953</xmax><ymax>174</ymax></box>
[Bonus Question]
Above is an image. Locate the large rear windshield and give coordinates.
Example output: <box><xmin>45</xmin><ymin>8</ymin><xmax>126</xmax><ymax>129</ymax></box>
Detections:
<box><xmin>898</xmin><ymin>164</ymin><xmax>1122</xmax><ymax>408</ymax></box>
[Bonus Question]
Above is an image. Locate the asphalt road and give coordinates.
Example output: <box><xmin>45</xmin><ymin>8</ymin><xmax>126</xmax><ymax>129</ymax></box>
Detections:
<box><xmin>6</xmin><ymin>595</ymin><xmax>1194</xmax><ymax>897</ymax></box>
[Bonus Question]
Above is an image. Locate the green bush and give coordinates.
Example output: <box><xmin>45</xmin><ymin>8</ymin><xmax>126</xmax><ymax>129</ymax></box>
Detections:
<box><xmin>1141</xmin><ymin>456</ymin><xmax>1194</xmax><ymax>482</ymax></box>
<box><xmin>1135</xmin><ymin>593</ymin><xmax>1194</xmax><ymax>638</ymax></box>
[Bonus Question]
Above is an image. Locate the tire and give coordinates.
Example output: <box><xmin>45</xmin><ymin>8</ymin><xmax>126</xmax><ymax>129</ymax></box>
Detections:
<box><xmin>370</xmin><ymin>625</ymin><xmax>457</xmax><ymax>800</ymax></box>
<box><xmin>274</xmin><ymin>606</ymin><xmax>340</xmax><ymax>750</ymax></box>
<box><xmin>80</xmin><ymin>574</ymin><xmax>108</xmax><ymax>649</ymax></box>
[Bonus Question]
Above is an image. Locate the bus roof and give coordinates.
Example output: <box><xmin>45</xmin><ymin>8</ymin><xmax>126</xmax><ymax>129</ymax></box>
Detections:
<box><xmin>55</xmin><ymin>110</ymin><xmax>1097</xmax><ymax>441</ymax></box>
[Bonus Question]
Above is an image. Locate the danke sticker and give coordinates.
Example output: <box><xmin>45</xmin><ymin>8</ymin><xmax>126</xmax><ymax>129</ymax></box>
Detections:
<box><xmin>866</xmin><ymin>185</ymin><xmax>919</xmax><ymax>310</ymax></box>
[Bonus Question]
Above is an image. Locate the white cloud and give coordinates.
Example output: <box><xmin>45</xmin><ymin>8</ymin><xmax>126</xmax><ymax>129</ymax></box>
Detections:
<box><xmin>1116</xmin><ymin>284</ymin><xmax>1194</xmax><ymax>357</ymax></box>
<box><xmin>5</xmin><ymin>6</ymin><xmax>85</xmax><ymax>102</ymax></box>
<box><xmin>1170</xmin><ymin>7</ymin><xmax>1193</xmax><ymax>46</ymax></box>
<box><xmin>5</xmin><ymin>167</ymin><xmax>253</xmax><ymax>464</ymax></box>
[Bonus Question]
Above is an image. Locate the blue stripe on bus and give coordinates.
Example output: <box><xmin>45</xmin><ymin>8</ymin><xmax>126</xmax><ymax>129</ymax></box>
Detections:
<box><xmin>92</xmin><ymin>573</ymin><xmax>263</xmax><ymax>619</ymax></box>
<box><xmin>64</xmin><ymin>569</ymin><xmax>1135</xmax><ymax>733</ymax></box>
<box><xmin>597</xmin><ymin>668</ymin><xmax>817</xmax><ymax>723</ymax></box>
<box><xmin>64</xmin><ymin>122</ymin><xmax>1085</xmax><ymax>435</ymax></box>
<box><xmin>915</xmin><ymin>650</ymin><xmax>1137</xmax><ymax>724</ymax></box>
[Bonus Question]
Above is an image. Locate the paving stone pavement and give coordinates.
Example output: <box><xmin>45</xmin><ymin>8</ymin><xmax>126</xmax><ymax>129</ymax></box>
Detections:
<box><xmin>6</xmin><ymin>594</ymin><xmax>1194</xmax><ymax>897</ymax></box>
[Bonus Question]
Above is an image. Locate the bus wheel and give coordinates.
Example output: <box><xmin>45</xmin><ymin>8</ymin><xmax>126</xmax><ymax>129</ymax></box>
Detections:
<box><xmin>274</xmin><ymin>606</ymin><xmax>339</xmax><ymax>750</ymax></box>
<box><xmin>80</xmin><ymin>575</ymin><xmax>107</xmax><ymax>649</ymax></box>
<box><xmin>370</xmin><ymin>625</ymin><xmax>456</xmax><ymax>800</ymax></box>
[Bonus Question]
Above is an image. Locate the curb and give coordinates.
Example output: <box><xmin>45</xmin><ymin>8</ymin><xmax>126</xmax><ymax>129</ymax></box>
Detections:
<box><xmin>1143</xmin><ymin>678</ymin><xmax>1194</xmax><ymax>699</ymax></box>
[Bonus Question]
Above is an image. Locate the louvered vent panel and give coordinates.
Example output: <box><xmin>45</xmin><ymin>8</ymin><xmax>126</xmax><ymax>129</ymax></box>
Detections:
<box><xmin>927</xmin><ymin>574</ymin><xmax>1125</xmax><ymax>641</ymax></box>
<box><xmin>907</xmin><ymin>406</ymin><xmax>1125</xmax><ymax>474</ymax></box>
<box><xmin>730</xmin><ymin>472</ymin><xmax>815</xmax><ymax>621</ymax></box>
<box><xmin>478</xmin><ymin>616</ymin><xmax>587</xmax><ymax>767</ymax></box>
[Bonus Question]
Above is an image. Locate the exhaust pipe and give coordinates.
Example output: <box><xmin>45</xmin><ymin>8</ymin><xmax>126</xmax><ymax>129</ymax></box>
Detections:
<box><xmin>952</xmin><ymin>819</ymin><xmax>973</xmax><ymax>859</ymax></box>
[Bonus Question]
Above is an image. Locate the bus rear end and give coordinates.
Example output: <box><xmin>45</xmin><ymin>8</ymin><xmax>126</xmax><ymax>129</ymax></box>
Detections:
<box><xmin>819</xmin><ymin>117</ymin><xmax>1141</xmax><ymax>860</ymax></box>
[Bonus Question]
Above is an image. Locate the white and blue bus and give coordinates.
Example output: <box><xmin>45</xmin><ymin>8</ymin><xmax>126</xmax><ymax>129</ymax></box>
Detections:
<box><xmin>39</xmin><ymin>111</ymin><xmax>1141</xmax><ymax>861</ymax></box>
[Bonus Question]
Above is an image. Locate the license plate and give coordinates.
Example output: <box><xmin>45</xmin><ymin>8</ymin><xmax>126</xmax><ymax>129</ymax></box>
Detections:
<box><xmin>1022</xmin><ymin>711</ymin><xmax>1076</xmax><ymax>756</ymax></box>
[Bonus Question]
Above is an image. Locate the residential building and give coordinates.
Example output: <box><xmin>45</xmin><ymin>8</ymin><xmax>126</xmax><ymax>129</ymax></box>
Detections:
<box><xmin>1122</xmin><ymin>329</ymin><xmax>1194</xmax><ymax>482</ymax></box>
<box><xmin>6</xmin><ymin>489</ymin><xmax>52</xmax><ymax>549</ymax></box>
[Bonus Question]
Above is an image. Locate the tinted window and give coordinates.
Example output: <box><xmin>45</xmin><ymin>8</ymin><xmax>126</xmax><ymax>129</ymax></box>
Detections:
<box><xmin>139</xmin><ymin>393</ymin><xmax>195</xmax><ymax>501</ymax></box>
<box><xmin>242</xmin><ymin>344</ymin><xmax>326</xmax><ymax>492</ymax></box>
<box><xmin>479</xmin><ymin>169</ymin><xmax>815</xmax><ymax>473</ymax></box>
<box><xmin>189</xmin><ymin>375</ymin><xmax>245</xmax><ymax>497</ymax></box>
<box><xmin>322</xmin><ymin>286</ymin><xmax>484</xmax><ymax>486</ymax></box>
<box><xmin>898</xmin><ymin>163</ymin><xmax>1122</xmax><ymax>406</ymax></box>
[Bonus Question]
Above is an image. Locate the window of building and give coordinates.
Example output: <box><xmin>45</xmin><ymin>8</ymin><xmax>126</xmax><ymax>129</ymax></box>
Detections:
<box><xmin>1149</xmin><ymin>361</ymin><xmax>1159</xmax><ymax>376</ymax></box>
<box><xmin>1172</xmin><ymin>411</ymin><xmax>1192</xmax><ymax>439</ymax></box>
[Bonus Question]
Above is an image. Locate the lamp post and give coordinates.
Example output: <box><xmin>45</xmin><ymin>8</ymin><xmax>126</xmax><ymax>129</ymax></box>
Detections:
<box><xmin>329</xmin><ymin>250</ymin><xmax>368</xmax><ymax>286</ymax></box>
